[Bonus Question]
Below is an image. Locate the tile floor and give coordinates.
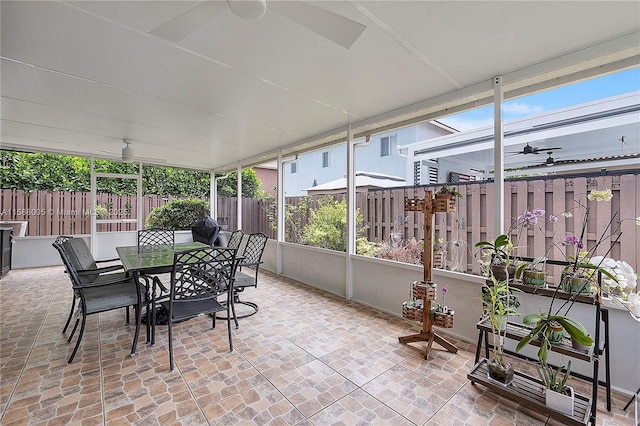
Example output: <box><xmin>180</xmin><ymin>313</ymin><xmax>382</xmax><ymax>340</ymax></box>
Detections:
<box><xmin>0</xmin><ymin>266</ymin><xmax>635</xmax><ymax>425</ymax></box>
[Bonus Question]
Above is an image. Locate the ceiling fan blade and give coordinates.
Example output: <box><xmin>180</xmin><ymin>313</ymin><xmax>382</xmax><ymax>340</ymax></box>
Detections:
<box><xmin>149</xmin><ymin>1</ymin><xmax>228</xmax><ymax>42</ymax></box>
<box><xmin>270</xmin><ymin>1</ymin><xmax>366</xmax><ymax>49</ymax></box>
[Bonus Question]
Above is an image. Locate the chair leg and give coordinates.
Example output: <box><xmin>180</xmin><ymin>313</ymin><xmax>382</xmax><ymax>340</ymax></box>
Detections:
<box><xmin>68</xmin><ymin>314</ymin><xmax>86</xmax><ymax>363</ymax></box>
<box><xmin>68</xmin><ymin>318</ymin><xmax>80</xmax><ymax>343</ymax></box>
<box><xmin>168</xmin><ymin>320</ymin><xmax>174</xmax><ymax>371</ymax></box>
<box><xmin>230</xmin><ymin>295</ymin><xmax>239</xmax><ymax>329</ymax></box>
<box><xmin>63</xmin><ymin>297</ymin><xmax>78</xmax><ymax>334</ymax></box>
<box><xmin>234</xmin><ymin>291</ymin><xmax>259</xmax><ymax>319</ymax></box>
<box><xmin>226</xmin><ymin>304</ymin><xmax>233</xmax><ymax>352</ymax></box>
<box><xmin>130</xmin><ymin>304</ymin><xmax>143</xmax><ymax>357</ymax></box>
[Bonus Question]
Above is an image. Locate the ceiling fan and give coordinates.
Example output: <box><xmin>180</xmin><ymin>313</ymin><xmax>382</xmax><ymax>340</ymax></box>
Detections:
<box><xmin>149</xmin><ymin>0</ymin><xmax>367</xmax><ymax>49</ymax></box>
<box><xmin>544</xmin><ymin>152</ymin><xmax>555</xmax><ymax>166</ymax></box>
<box><xmin>98</xmin><ymin>139</ymin><xmax>166</xmax><ymax>164</ymax></box>
<box><xmin>509</xmin><ymin>143</ymin><xmax>562</xmax><ymax>155</ymax></box>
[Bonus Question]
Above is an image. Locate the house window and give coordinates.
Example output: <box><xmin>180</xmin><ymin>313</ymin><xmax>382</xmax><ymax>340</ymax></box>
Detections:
<box><xmin>380</xmin><ymin>134</ymin><xmax>396</xmax><ymax>157</ymax></box>
<box><xmin>291</xmin><ymin>162</ymin><xmax>297</xmax><ymax>173</ymax></box>
<box><xmin>322</xmin><ymin>151</ymin><xmax>330</xmax><ymax>168</ymax></box>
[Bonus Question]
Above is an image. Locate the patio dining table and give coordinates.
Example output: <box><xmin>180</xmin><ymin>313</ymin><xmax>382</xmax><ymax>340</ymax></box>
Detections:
<box><xmin>116</xmin><ymin>241</ymin><xmax>209</xmax><ymax>344</ymax></box>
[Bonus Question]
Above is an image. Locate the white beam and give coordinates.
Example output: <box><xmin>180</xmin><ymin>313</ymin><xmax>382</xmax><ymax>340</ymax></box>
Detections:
<box><xmin>493</xmin><ymin>75</ymin><xmax>505</xmax><ymax>236</ymax></box>
<box><xmin>236</xmin><ymin>164</ymin><xmax>242</xmax><ymax>230</ymax></box>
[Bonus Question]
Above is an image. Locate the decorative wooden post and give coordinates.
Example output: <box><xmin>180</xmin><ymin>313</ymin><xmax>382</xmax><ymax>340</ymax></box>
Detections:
<box><xmin>399</xmin><ymin>191</ymin><xmax>459</xmax><ymax>359</ymax></box>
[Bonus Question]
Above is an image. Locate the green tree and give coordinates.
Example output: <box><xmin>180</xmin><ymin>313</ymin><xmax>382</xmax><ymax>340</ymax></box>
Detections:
<box><xmin>0</xmin><ymin>150</ymin><xmax>215</xmax><ymax>196</ymax></box>
<box><xmin>217</xmin><ymin>169</ymin><xmax>262</xmax><ymax>198</ymax></box>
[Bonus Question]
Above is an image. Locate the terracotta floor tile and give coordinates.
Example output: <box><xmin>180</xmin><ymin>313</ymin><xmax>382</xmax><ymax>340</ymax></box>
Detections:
<box><xmin>0</xmin><ymin>266</ymin><xmax>635</xmax><ymax>425</ymax></box>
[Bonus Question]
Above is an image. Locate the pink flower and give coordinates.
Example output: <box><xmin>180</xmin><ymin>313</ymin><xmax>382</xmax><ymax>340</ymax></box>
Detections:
<box><xmin>562</xmin><ymin>235</ymin><xmax>584</xmax><ymax>249</ymax></box>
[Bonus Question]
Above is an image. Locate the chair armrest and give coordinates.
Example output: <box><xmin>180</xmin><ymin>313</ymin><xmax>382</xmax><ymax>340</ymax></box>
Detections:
<box><xmin>76</xmin><ymin>265</ymin><xmax>124</xmax><ymax>276</ymax></box>
<box><xmin>72</xmin><ymin>275</ymin><xmax>135</xmax><ymax>289</ymax></box>
<box><xmin>238</xmin><ymin>260</ymin><xmax>263</xmax><ymax>269</ymax></box>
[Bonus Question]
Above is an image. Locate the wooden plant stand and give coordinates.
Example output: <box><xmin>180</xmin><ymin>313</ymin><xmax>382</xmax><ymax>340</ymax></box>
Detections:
<box><xmin>398</xmin><ymin>192</ymin><xmax>459</xmax><ymax>359</ymax></box>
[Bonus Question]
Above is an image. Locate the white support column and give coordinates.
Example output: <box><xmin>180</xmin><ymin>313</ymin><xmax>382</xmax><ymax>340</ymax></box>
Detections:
<box><xmin>90</xmin><ymin>159</ymin><xmax>97</xmax><ymax>254</ymax></box>
<box><xmin>236</xmin><ymin>164</ymin><xmax>242</xmax><ymax>230</ymax></box>
<box><xmin>210</xmin><ymin>171</ymin><xmax>216</xmax><ymax>218</ymax></box>
<box><xmin>137</xmin><ymin>163</ymin><xmax>143</xmax><ymax>230</ymax></box>
<box><xmin>277</xmin><ymin>150</ymin><xmax>285</xmax><ymax>275</ymax></box>
<box><xmin>493</xmin><ymin>75</ymin><xmax>505</xmax><ymax>237</ymax></box>
<box><xmin>346</xmin><ymin>125</ymin><xmax>355</xmax><ymax>300</ymax></box>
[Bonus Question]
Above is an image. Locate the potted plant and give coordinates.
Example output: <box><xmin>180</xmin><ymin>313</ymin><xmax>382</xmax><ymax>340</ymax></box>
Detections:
<box><xmin>537</xmin><ymin>360</ymin><xmax>574</xmax><ymax>415</ymax></box>
<box><xmin>482</xmin><ymin>276</ymin><xmax>520</xmax><ymax>385</ymax></box>
<box><xmin>435</xmin><ymin>185</ymin><xmax>463</xmax><ymax>199</ymax></box>
<box><xmin>475</xmin><ymin>234</ymin><xmax>516</xmax><ymax>281</ymax></box>
<box><xmin>516</xmin><ymin>256</ymin><xmax>547</xmax><ymax>287</ymax></box>
<box><xmin>515</xmin><ymin>313</ymin><xmax>593</xmax><ymax>362</ymax></box>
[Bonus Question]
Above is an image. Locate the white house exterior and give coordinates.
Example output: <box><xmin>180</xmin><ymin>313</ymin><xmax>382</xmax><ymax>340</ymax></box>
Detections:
<box><xmin>402</xmin><ymin>91</ymin><xmax>640</xmax><ymax>184</ymax></box>
<box><xmin>283</xmin><ymin>122</ymin><xmax>455</xmax><ymax>196</ymax></box>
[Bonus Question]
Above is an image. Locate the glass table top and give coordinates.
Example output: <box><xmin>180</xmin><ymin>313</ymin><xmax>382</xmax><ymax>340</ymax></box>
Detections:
<box><xmin>116</xmin><ymin>242</ymin><xmax>209</xmax><ymax>272</ymax></box>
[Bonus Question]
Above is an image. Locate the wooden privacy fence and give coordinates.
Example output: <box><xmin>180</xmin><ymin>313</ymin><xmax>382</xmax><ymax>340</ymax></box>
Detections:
<box><xmin>2</xmin><ymin>173</ymin><xmax>638</xmax><ymax>275</ymax></box>
<box><xmin>356</xmin><ymin>173</ymin><xmax>638</xmax><ymax>276</ymax></box>
<box><xmin>0</xmin><ymin>190</ymin><xmax>186</xmax><ymax>235</ymax></box>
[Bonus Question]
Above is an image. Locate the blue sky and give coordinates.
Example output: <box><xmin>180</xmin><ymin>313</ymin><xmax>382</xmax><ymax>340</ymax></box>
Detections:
<box><xmin>439</xmin><ymin>68</ymin><xmax>640</xmax><ymax>131</ymax></box>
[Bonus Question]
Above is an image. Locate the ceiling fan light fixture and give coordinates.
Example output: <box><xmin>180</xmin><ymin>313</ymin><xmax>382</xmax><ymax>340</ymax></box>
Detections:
<box><xmin>122</xmin><ymin>139</ymin><xmax>134</xmax><ymax>162</ymax></box>
<box><xmin>227</xmin><ymin>0</ymin><xmax>267</xmax><ymax>20</ymax></box>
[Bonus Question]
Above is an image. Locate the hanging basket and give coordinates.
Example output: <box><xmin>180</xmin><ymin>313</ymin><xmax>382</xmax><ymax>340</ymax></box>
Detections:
<box><xmin>432</xmin><ymin>198</ymin><xmax>456</xmax><ymax>213</ymax></box>
<box><xmin>402</xmin><ymin>303</ymin><xmax>424</xmax><ymax>321</ymax></box>
<box><xmin>413</xmin><ymin>281</ymin><xmax>437</xmax><ymax>300</ymax></box>
<box><xmin>405</xmin><ymin>198</ymin><xmax>427</xmax><ymax>212</ymax></box>
<box><xmin>432</xmin><ymin>310</ymin><xmax>455</xmax><ymax>328</ymax></box>
<box><xmin>433</xmin><ymin>252</ymin><xmax>443</xmax><ymax>269</ymax></box>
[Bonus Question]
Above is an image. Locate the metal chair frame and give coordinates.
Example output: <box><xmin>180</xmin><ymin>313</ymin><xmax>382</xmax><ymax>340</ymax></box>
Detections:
<box><xmin>230</xmin><ymin>232</ymin><xmax>267</xmax><ymax>322</ymax></box>
<box><xmin>53</xmin><ymin>236</ymin><xmax>126</xmax><ymax>334</ymax></box>
<box><xmin>161</xmin><ymin>246</ymin><xmax>238</xmax><ymax>370</ymax></box>
<box><xmin>53</xmin><ymin>238</ymin><xmax>149</xmax><ymax>363</ymax></box>
<box><xmin>138</xmin><ymin>229</ymin><xmax>175</xmax><ymax>246</ymax></box>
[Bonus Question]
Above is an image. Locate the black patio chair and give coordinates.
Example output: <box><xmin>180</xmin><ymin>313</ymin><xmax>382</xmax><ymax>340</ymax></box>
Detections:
<box><xmin>53</xmin><ymin>236</ymin><xmax>126</xmax><ymax>334</ymax></box>
<box><xmin>226</xmin><ymin>229</ymin><xmax>245</xmax><ymax>250</ymax></box>
<box><xmin>161</xmin><ymin>246</ymin><xmax>237</xmax><ymax>370</ymax></box>
<box><xmin>53</xmin><ymin>238</ymin><xmax>150</xmax><ymax>363</ymax></box>
<box><xmin>232</xmin><ymin>232</ymin><xmax>267</xmax><ymax>320</ymax></box>
<box><xmin>138</xmin><ymin>228</ymin><xmax>175</xmax><ymax>246</ymax></box>
<box><xmin>137</xmin><ymin>229</ymin><xmax>175</xmax><ymax>329</ymax></box>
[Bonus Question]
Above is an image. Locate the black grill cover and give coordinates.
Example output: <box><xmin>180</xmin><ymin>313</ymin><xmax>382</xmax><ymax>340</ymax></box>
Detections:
<box><xmin>190</xmin><ymin>216</ymin><xmax>220</xmax><ymax>246</ymax></box>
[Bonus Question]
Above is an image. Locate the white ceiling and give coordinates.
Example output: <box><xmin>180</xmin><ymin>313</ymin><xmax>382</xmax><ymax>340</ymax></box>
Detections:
<box><xmin>2</xmin><ymin>1</ymin><xmax>639</xmax><ymax>171</ymax></box>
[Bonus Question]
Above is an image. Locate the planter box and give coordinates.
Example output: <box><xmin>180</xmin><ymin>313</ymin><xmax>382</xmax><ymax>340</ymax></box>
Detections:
<box><xmin>0</xmin><ymin>221</ymin><xmax>27</xmax><ymax>237</ymax></box>
<box><xmin>546</xmin><ymin>387</ymin><xmax>574</xmax><ymax>416</ymax></box>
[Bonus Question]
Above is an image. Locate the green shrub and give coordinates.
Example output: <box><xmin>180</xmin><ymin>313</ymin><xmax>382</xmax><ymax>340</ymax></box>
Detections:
<box><xmin>302</xmin><ymin>197</ymin><xmax>365</xmax><ymax>252</ymax></box>
<box><xmin>145</xmin><ymin>198</ymin><xmax>210</xmax><ymax>230</ymax></box>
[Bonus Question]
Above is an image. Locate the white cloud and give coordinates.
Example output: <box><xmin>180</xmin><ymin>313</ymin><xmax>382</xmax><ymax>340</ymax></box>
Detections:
<box><xmin>503</xmin><ymin>101</ymin><xmax>544</xmax><ymax>115</ymax></box>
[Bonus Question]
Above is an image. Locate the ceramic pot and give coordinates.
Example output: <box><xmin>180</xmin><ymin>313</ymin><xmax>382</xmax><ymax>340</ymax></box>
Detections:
<box><xmin>571</xmin><ymin>335</ymin><xmax>591</xmax><ymax>352</ymax></box>
<box><xmin>561</xmin><ymin>272</ymin><xmax>592</xmax><ymax>295</ymax></box>
<box><xmin>545</xmin><ymin>387</ymin><xmax>574</xmax><ymax>415</ymax></box>
<box><xmin>522</xmin><ymin>269</ymin><xmax>545</xmax><ymax>287</ymax></box>
<box><xmin>549</xmin><ymin>321</ymin><xmax>565</xmax><ymax>344</ymax></box>
<box><xmin>491</xmin><ymin>264</ymin><xmax>516</xmax><ymax>281</ymax></box>
<box><xmin>487</xmin><ymin>359</ymin><xmax>514</xmax><ymax>386</ymax></box>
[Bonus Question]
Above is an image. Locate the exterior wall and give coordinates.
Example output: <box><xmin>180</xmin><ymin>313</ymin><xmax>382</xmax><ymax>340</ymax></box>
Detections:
<box><xmin>254</xmin><ymin>166</ymin><xmax>277</xmax><ymax>197</ymax></box>
<box><xmin>284</xmin><ymin>123</ymin><xmax>454</xmax><ymax>196</ymax></box>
